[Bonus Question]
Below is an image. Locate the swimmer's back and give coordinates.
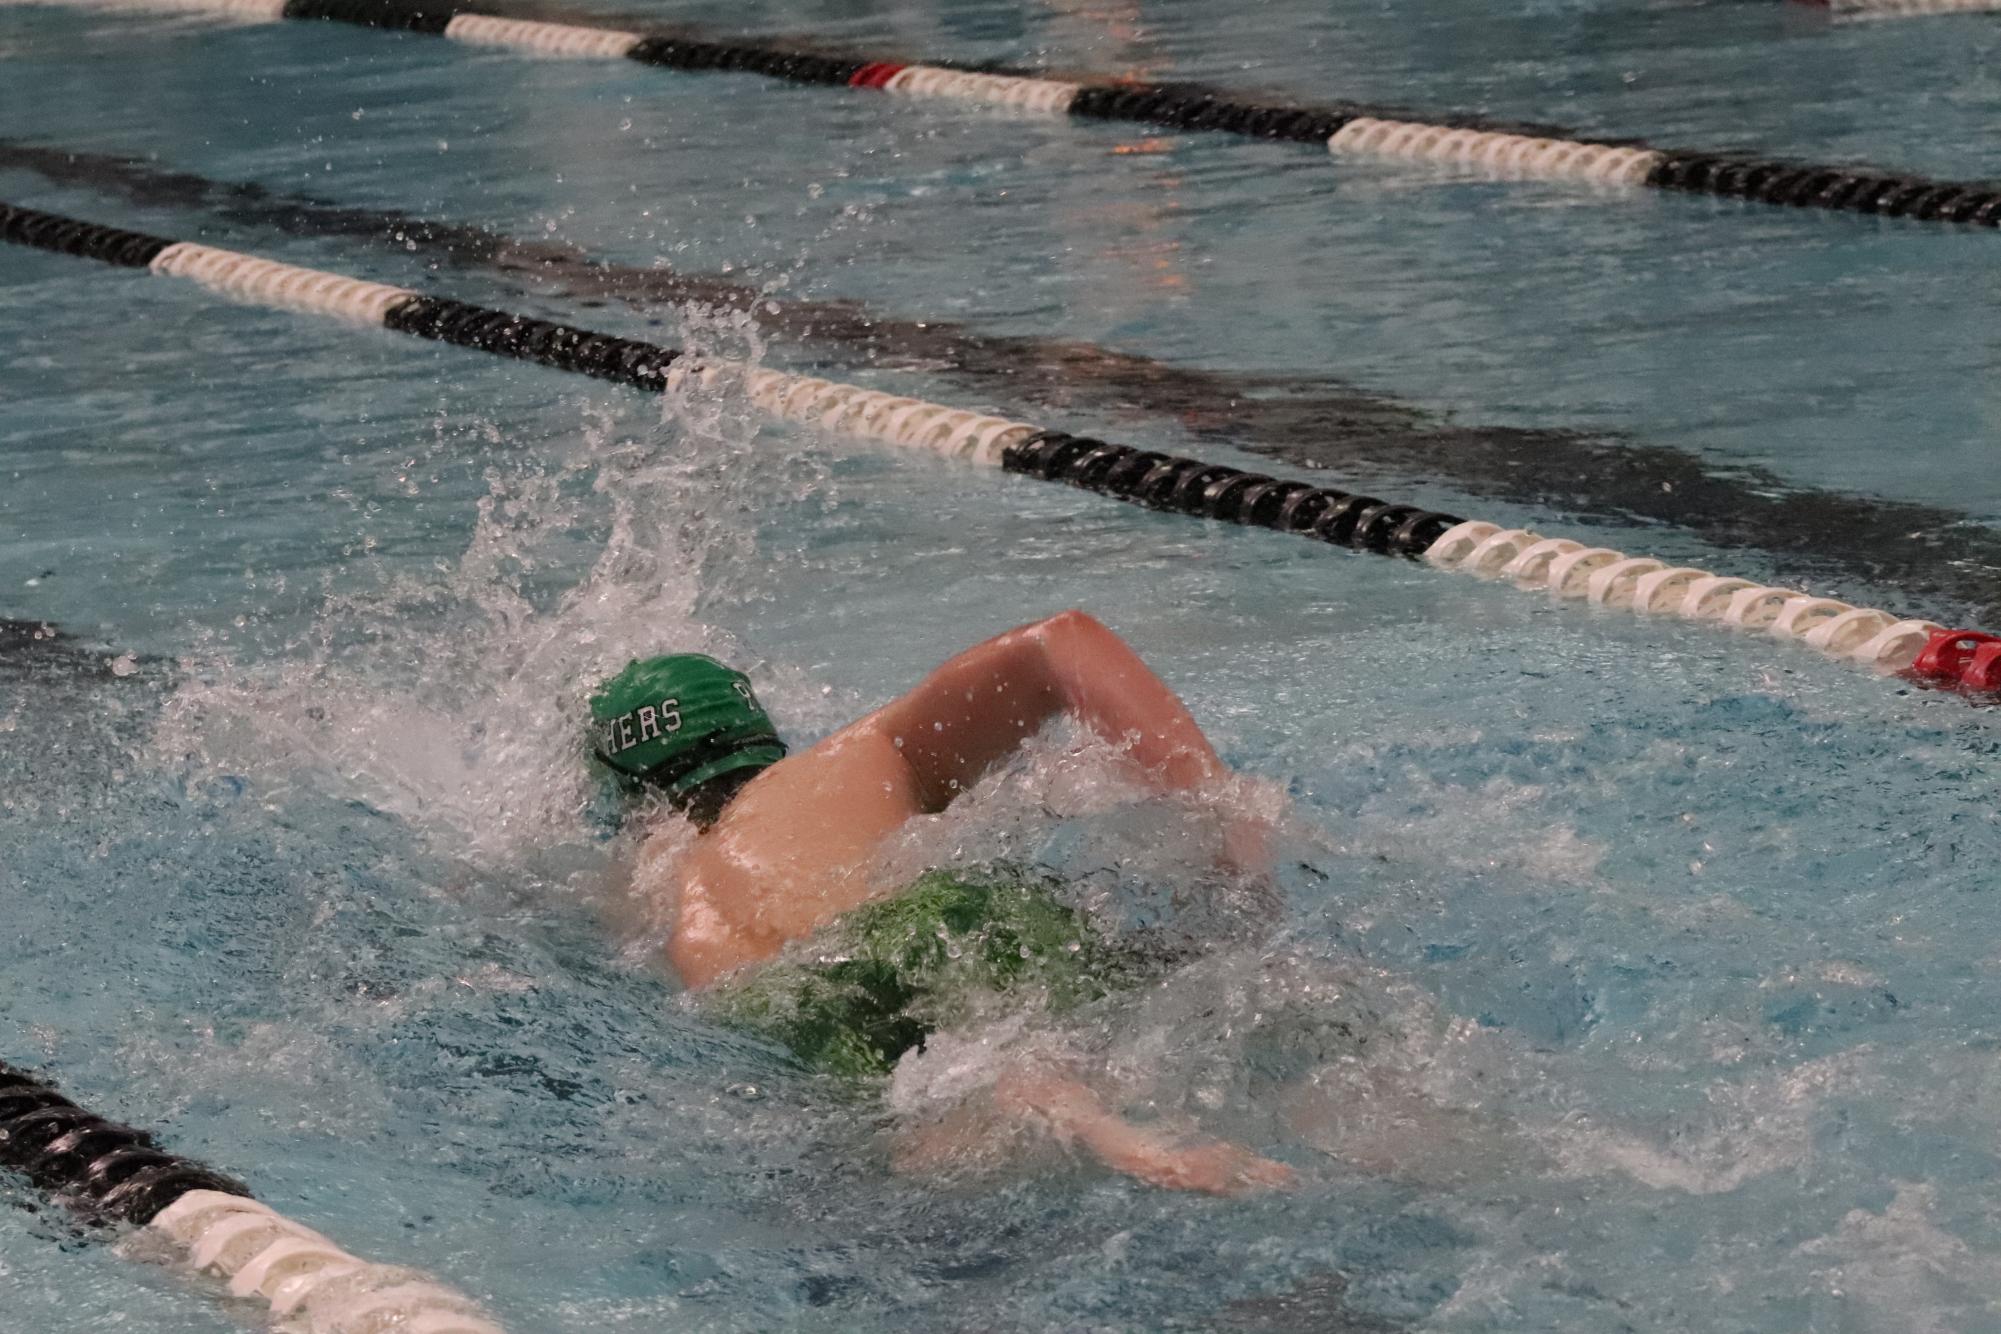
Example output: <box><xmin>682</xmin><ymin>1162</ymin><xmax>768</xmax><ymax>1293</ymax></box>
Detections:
<box><xmin>645</xmin><ymin>716</ymin><xmax>928</xmax><ymax>989</ymax></box>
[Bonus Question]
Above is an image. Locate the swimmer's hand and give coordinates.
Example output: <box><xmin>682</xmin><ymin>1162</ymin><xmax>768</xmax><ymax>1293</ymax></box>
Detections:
<box><xmin>1222</xmin><ymin>811</ymin><xmax>1275</xmax><ymax>880</ymax></box>
<box><xmin>1213</xmin><ymin>774</ymin><xmax>1285</xmax><ymax>881</ymax></box>
<box><xmin>996</xmin><ymin>1068</ymin><xmax>1293</xmax><ymax>1197</ymax></box>
<box><xmin>1096</xmin><ymin>1129</ymin><xmax>1296</xmax><ymax>1196</ymax></box>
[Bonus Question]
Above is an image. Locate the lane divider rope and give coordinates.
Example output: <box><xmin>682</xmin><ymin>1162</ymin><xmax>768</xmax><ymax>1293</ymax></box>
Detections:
<box><xmin>76</xmin><ymin>0</ymin><xmax>288</xmax><ymax>18</ymax></box>
<box><xmin>6</xmin><ymin>196</ymin><xmax>1999</xmax><ymax>698</ymax></box>
<box><xmin>0</xmin><ymin>1059</ymin><xmax>503</xmax><ymax>1333</ymax></box>
<box><xmin>152</xmin><ymin>241</ymin><xmax>415</xmax><ymax>321</ymax></box>
<box><xmin>1325</xmin><ymin>117</ymin><xmax>1662</xmax><ymax>188</ymax></box>
<box><xmin>13</xmin><ymin>137</ymin><xmax>2001</xmax><ymax>624</ymax></box>
<box><xmin>442</xmin><ymin>11</ymin><xmax>640</xmax><ymax>58</ymax></box>
<box><xmin>671</xmin><ymin>363</ymin><xmax>1040</xmax><ymax>466</ymax></box>
<box><xmin>1417</xmin><ymin>522</ymin><xmax>1940</xmax><ymax>670</ymax></box>
<box><xmin>876</xmin><ymin>65</ymin><xmax>1084</xmax><ymax>115</ymax></box>
<box><xmin>1793</xmin><ymin>0</ymin><xmax>2001</xmax><ymax>17</ymax></box>
<box><xmin>9</xmin><ymin>0</ymin><xmax>2001</xmax><ymax>227</ymax></box>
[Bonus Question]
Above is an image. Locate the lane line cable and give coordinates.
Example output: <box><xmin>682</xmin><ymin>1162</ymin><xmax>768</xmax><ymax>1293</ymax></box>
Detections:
<box><xmin>0</xmin><ymin>1057</ymin><xmax>505</xmax><ymax>1333</ymax></box>
<box><xmin>1792</xmin><ymin>0</ymin><xmax>2001</xmax><ymax>19</ymax></box>
<box><xmin>5</xmin><ymin>0</ymin><xmax>2001</xmax><ymax>227</ymax></box>
<box><xmin>6</xmin><ymin>197</ymin><xmax>2000</xmax><ymax>698</ymax></box>
<box><xmin>7</xmin><ymin>138</ymin><xmax>2000</xmax><ymax>623</ymax></box>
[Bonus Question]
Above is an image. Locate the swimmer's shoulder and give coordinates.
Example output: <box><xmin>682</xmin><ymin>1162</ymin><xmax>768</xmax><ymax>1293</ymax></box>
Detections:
<box><xmin>732</xmin><ymin>715</ymin><xmax>927</xmax><ymax>817</ymax></box>
<box><xmin>653</xmin><ymin>723</ymin><xmax>930</xmax><ymax>989</ymax></box>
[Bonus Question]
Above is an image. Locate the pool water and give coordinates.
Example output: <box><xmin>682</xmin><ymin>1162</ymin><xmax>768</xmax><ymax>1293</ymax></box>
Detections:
<box><xmin>5</xmin><ymin>0</ymin><xmax>2001</xmax><ymax>1329</ymax></box>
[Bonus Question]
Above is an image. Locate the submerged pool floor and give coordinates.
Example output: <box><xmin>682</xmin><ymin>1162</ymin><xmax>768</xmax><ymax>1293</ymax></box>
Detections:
<box><xmin>5</xmin><ymin>0</ymin><xmax>2001</xmax><ymax>1330</ymax></box>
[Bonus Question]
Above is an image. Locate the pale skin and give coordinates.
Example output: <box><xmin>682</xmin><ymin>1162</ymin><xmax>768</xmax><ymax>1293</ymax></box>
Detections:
<box><xmin>630</xmin><ymin>610</ymin><xmax>1291</xmax><ymax>1195</ymax></box>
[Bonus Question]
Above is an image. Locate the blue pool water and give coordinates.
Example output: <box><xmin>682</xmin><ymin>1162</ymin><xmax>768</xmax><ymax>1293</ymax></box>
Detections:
<box><xmin>6</xmin><ymin>0</ymin><xmax>2001</xmax><ymax>1329</ymax></box>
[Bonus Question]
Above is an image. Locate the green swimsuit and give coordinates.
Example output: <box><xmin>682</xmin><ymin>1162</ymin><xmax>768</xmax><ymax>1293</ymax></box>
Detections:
<box><xmin>707</xmin><ymin>867</ymin><xmax>1150</xmax><ymax>1078</ymax></box>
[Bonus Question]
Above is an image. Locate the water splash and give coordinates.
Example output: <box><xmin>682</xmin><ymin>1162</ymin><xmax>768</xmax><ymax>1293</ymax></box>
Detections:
<box><xmin>1795</xmin><ymin>1183</ymin><xmax>2001</xmax><ymax>1334</ymax></box>
<box><xmin>151</xmin><ymin>334</ymin><xmax>829</xmax><ymax>875</ymax></box>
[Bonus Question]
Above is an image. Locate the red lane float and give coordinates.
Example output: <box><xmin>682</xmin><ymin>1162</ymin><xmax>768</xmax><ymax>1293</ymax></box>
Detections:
<box><xmin>849</xmin><ymin>62</ymin><xmax>908</xmax><ymax>89</ymax></box>
<box><xmin>1909</xmin><ymin>629</ymin><xmax>2001</xmax><ymax>692</ymax></box>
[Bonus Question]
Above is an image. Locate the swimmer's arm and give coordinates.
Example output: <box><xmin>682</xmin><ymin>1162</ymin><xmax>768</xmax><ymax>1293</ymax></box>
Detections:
<box><xmin>993</xmin><ymin>1068</ymin><xmax>1292</xmax><ymax>1196</ymax></box>
<box><xmin>869</xmin><ymin>611</ymin><xmax>1227</xmax><ymax>811</ymax></box>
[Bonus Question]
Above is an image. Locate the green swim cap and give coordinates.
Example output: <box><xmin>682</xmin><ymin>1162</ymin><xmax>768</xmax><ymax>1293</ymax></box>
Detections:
<box><xmin>589</xmin><ymin>654</ymin><xmax>785</xmax><ymax>802</ymax></box>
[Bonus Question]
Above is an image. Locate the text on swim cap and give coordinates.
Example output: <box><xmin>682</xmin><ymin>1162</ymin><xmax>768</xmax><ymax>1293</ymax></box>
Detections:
<box><xmin>602</xmin><ymin>681</ymin><xmax>763</xmax><ymax>757</ymax></box>
<box><xmin>605</xmin><ymin>698</ymin><xmax>681</xmax><ymax>755</ymax></box>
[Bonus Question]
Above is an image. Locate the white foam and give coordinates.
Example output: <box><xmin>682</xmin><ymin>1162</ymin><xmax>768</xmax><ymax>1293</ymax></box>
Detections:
<box><xmin>151</xmin><ymin>410</ymin><xmax>778</xmax><ymax>870</ymax></box>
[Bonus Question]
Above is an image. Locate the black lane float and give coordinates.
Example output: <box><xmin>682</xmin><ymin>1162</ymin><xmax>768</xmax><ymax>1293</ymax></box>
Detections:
<box><xmin>0</xmin><ymin>1057</ymin><xmax>501</xmax><ymax>1330</ymax></box>
<box><xmin>0</xmin><ymin>1059</ymin><xmax>248</xmax><ymax>1223</ymax></box>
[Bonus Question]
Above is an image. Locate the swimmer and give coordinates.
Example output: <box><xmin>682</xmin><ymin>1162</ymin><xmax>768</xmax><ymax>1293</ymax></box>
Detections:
<box><xmin>592</xmin><ymin>610</ymin><xmax>1294</xmax><ymax>1195</ymax></box>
